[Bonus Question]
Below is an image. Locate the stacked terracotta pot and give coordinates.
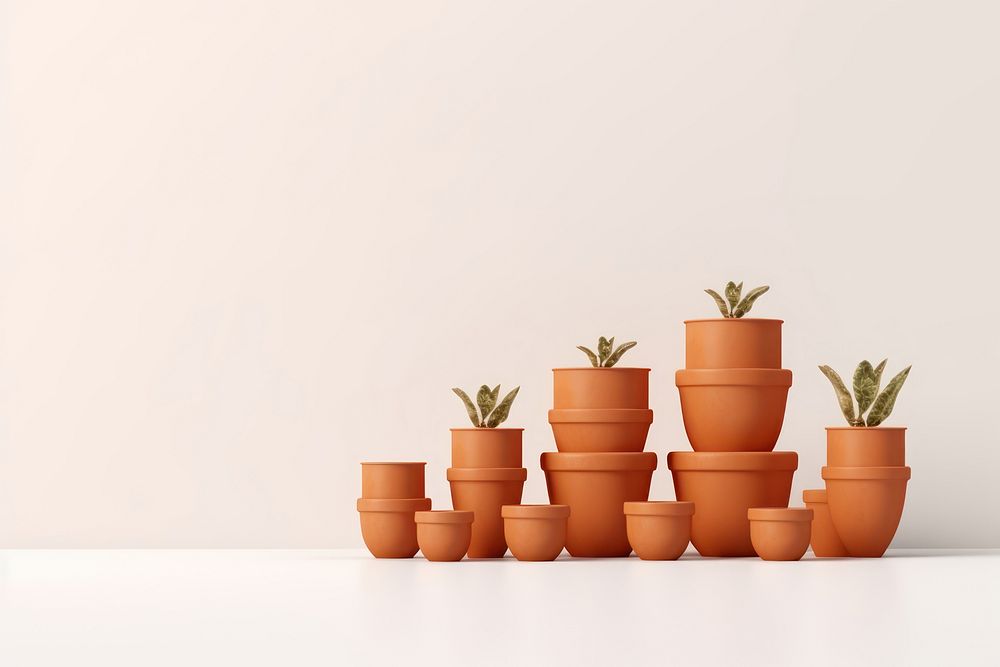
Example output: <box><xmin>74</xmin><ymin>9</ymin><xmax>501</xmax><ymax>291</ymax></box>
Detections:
<box><xmin>357</xmin><ymin>462</ymin><xmax>431</xmax><ymax>558</ymax></box>
<box><xmin>668</xmin><ymin>319</ymin><xmax>799</xmax><ymax>556</ymax></box>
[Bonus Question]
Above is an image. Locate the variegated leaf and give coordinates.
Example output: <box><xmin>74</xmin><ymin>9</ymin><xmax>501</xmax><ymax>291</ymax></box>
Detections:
<box><xmin>866</xmin><ymin>365</ymin><xmax>911</xmax><ymax>427</ymax></box>
<box><xmin>477</xmin><ymin>384</ymin><xmax>497</xmax><ymax>423</ymax></box>
<box><xmin>598</xmin><ymin>336</ymin><xmax>612</xmax><ymax>365</ymax></box>
<box><xmin>577</xmin><ymin>346</ymin><xmax>600</xmax><ymax>367</ymax></box>
<box><xmin>873</xmin><ymin>359</ymin><xmax>887</xmax><ymax>393</ymax></box>
<box><xmin>733</xmin><ymin>285</ymin><xmax>770</xmax><ymax>318</ymax></box>
<box><xmin>486</xmin><ymin>386</ymin><xmax>520</xmax><ymax>427</ymax></box>
<box><xmin>452</xmin><ymin>387</ymin><xmax>482</xmax><ymax>427</ymax></box>
<box><xmin>604</xmin><ymin>341</ymin><xmax>637</xmax><ymax>368</ymax></box>
<box><xmin>818</xmin><ymin>365</ymin><xmax>859</xmax><ymax>425</ymax></box>
<box><xmin>705</xmin><ymin>289</ymin><xmax>731</xmax><ymax>317</ymax></box>
<box><xmin>725</xmin><ymin>281</ymin><xmax>742</xmax><ymax>312</ymax></box>
<box><xmin>852</xmin><ymin>361</ymin><xmax>878</xmax><ymax>416</ymax></box>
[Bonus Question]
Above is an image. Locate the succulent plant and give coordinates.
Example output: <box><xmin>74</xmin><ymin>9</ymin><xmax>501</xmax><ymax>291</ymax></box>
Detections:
<box><xmin>577</xmin><ymin>336</ymin><xmax>637</xmax><ymax>368</ymax></box>
<box><xmin>705</xmin><ymin>281</ymin><xmax>770</xmax><ymax>318</ymax></box>
<box><xmin>818</xmin><ymin>361</ymin><xmax>912</xmax><ymax>427</ymax></box>
<box><xmin>452</xmin><ymin>385</ymin><xmax>520</xmax><ymax>428</ymax></box>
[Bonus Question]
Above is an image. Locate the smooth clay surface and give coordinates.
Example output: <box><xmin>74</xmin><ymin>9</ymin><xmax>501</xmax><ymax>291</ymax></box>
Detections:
<box><xmin>547</xmin><ymin>408</ymin><xmax>653</xmax><ymax>453</ymax></box>
<box><xmin>447</xmin><ymin>468</ymin><xmax>526</xmax><ymax>558</ymax></box>
<box><xmin>624</xmin><ymin>501</ymin><xmax>694</xmax><ymax>560</ymax></box>
<box><xmin>802</xmin><ymin>489</ymin><xmax>848</xmax><ymax>557</ymax></box>
<box><xmin>415</xmin><ymin>511</ymin><xmax>474</xmax><ymax>562</ymax></box>
<box><xmin>552</xmin><ymin>368</ymin><xmax>650</xmax><ymax>410</ymax></box>
<box><xmin>823</xmin><ymin>466</ymin><xmax>911</xmax><ymax>558</ymax></box>
<box><xmin>450</xmin><ymin>429</ymin><xmax>523</xmax><ymax>468</ymax></box>
<box><xmin>684</xmin><ymin>319</ymin><xmax>782</xmax><ymax>369</ymax></box>
<box><xmin>357</xmin><ymin>498</ymin><xmax>432</xmax><ymax>559</ymax></box>
<box><xmin>748</xmin><ymin>508</ymin><xmax>813</xmax><ymax>561</ymax></box>
<box><xmin>501</xmin><ymin>505</ymin><xmax>570</xmax><ymax>561</ymax></box>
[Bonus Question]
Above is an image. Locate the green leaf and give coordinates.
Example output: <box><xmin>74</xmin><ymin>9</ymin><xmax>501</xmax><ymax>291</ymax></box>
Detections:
<box><xmin>866</xmin><ymin>365</ymin><xmax>911</xmax><ymax>427</ymax></box>
<box><xmin>818</xmin><ymin>365</ymin><xmax>859</xmax><ymax>425</ymax></box>
<box><xmin>577</xmin><ymin>346</ymin><xmax>599</xmax><ymax>367</ymax></box>
<box><xmin>491</xmin><ymin>384</ymin><xmax>500</xmax><ymax>404</ymax></box>
<box><xmin>733</xmin><ymin>285</ymin><xmax>769</xmax><ymax>318</ymax></box>
<box><xmin>486</xmin><ymin>386</ymin><xmax>519</xmax><ymax>427</ymax></box>
<box><xmin>477</xmin><ymin>385</ymin><xmax>497</xmax><ymax>423</ymax></box>
<box><xmin>452</xmin><ymin>387</ymin><xmax>481</xmax><ymax>427</ymax></box>
<box><xmin>873</xmin><ymin>359</ymin><xmax>887</xmax><ymax>392</ymax></box>
<box><xmin>852</xmin><ymin>361</ymin><xmax>878</xmax><ymax>416</ymax></box>
<box><xmin>705</xmin><ymin>289</ymin><xmax>731</xmax><ymax>317</ymax></box>
<box><xmin>604</xmin><ymin>341</ymin><xmax>637</xmax><ymax>368</ymax></box>
<box><xmin>598</xmin><ymin>337</ymin><xmax>612</xmax><ymax>365</ymax></box>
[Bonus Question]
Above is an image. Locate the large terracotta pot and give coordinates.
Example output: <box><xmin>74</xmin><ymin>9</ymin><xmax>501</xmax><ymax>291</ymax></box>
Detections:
<box><xmin>684</xmin><ymin>318</ymin><xmax>782</xmax><ymax>369</ymax></box>
<box><xmin>415</xmin><ymin>510</ymin><xmax>474</xmax><ymax>562</ymax></box>
<box><xmin>547</xmin><ymin>408</ymin><xmax>653</xmax><ymax>453</ymax></box>
<box><xmin>451</xmin><ymin>428</ymin><xmax>523</xmax><ymax>468</ymax></box>
<box><xmin>357</xmin><ymin>497</ymin><xmax>431</xmax><ymax>558</ymax></box>
<box><xmin>552</xmin><ymin>368</ymin><xmax>649</xmax><ymax>409</ymax></box>
<box><xmin>447</xmin><ymin>467</ymin><xmax>526</xmax><ymax>558</ymax></box>
<box><xmin>668</xmin><ymin>451</ymin><xmax>798</xmax><ymax>557</ymax></box>
<box><xmin>803</xmin><ymin>489</ymin><xmax>848</xmax><ymax>557</ymax></box>
<box><xmin>540</xmin><ymin>452</ymin><xmax>656</xmax><ymax>557</ymax></box>
<box><xmin>360</xmin><ymin>462</ymin><xmax>426</xmax><ymax>499</ymax></box>
<box><xmin>822</xmin><ymin>466</ymin><xmax>911</xmax><ymax>557</ymax></box>
<box><xmin>501</xmin><ymin>504</ymin><xmax>570</xmax><ymax>561</ymax></box>
<box><xmin>748</xmin><ymin>507</ymin><xmax>813</xmax><ymax>561</ymax></box>
<box><xmin>624</xmin><ymin>501</ymin><xmax>694</xmax><ymax>560</ymax></box>
<box><xmin>675</xmin><ymin>369</ymin><xmax>792</xmax><ymax>452</ymax></box>
<box><xmin>826</xmin><ymin>427</ymin><xmax>906</xmax><ymax>467</ymax></box>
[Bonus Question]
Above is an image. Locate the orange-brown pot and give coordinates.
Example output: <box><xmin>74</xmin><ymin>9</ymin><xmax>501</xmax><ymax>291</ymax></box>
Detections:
<box><xmin>357</xmin><ymin>497</ymin><xmax>431</xmax><ymax>558</ymax></box>
<box><xmin>415</xmin><ymin>510</ymin><xmax>474</xmax><ymax>561</ymax></box>
<box><xmin>748</xmin><ymin>507</ymin><xmax>813</xmax><ymax>561</ymax></box>
<box><xmin>826</xmin><ymin>427</ymin><xmax>906</xmax><ymax>467</ymax></box>
<box><xmin>668</xmin><ymin>451</ymin><xmax>797</xmax><ymax>557</ymax></box>
<box><xmin>823</xmin><ymin>466</ymin><xmax>910</xmax><ymax>557</ymax></box>
<box><xmin>547</xmin><ymin>409</ymin><xmax>653</xmax><ymax>453</ymax></box>
<box><xmin>447</xmin><ymin>467</ymin><xmax>526</xmax><ymax>558</ymax></box>
<box><xmin>802</xmin><ymin>489</ymin><xmax>848</xmax><ymax>557</ymax></box>
<box><xmin>501</xmin><ymin>504</ymin><xmax>570</xmax><ymax>561</ymax></box>
<box><xmin>361</xmin><ymin>462</ymin><xmax>426</xmax><ymax>499</ymax></box>
<box><xmin>451</xmin><ymin>428</ymin><xmax>523</xmax><ymax>468</ymax></box>
<box><xmin>675</xmin><ymin>369</ymin><xmax>792</xmax><ymax>452</ymax></box>
<box><xmin>624</xmin><ymin>501</ymin><xmax>694</xmax><ymax>560</ymax></box>
<box><xmin>684</xmin><ymin>318</ymin><xmax>782</xmax><ymax>369</ymax></box>
<box><xmin>540</xmin><ymin>452</ymin><xmax>656</xmax><ymax>557</ymax></box>
<box><xmin>552</xmin><ymin>368</ymin><xmax>649</xmax><ymax>409</ymax></box>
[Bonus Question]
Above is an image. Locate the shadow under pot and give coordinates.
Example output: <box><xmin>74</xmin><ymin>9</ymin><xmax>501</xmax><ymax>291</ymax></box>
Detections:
<box><xmin>540</xmin><ymin>452</ymin><xmax>657</xmax><ymax>557</ymax></box>
<box><xmin>361</xmin><ymin>462</ymin><xmax>426</xmax><ymax>499</ymax></box>
<box><xmin>357</xmin><ymin>497</ymin><xmax>431</xmax><ymax>558</ymax></box>
<box><xmin>748</xmin><ymin>507</ymin><xmax>813</xmax><ymax>561</ymax></box>
<box><xmin>826</xmin><ymin>427</ymin><xmax>906</xmax><ymax>467</ymax></box>
<box><xmin>501</xmin><ymin>504</ymin><xmax>570</xmax><ymax>561</ymax></box>
<box><xmin>668</xmin><ymin>451</ymin><xmax>798</xmax><ymax>557</ymax></box>
<box><xmin>624</xmin><ymin>501</ymin><xmax>694</xmax><ymax>561</ymax></box>
<box><xmin>822</xmin><ymin>466</ymin><xmax>911</xmax><ymax>558</ymax></box>
<box><xmin>447</xmin><ymin>467</ymin><xmax>527</xmax><ymax>558</ymax></box>
<box><xmin>415</xmin><ymin>510</ymin><xmax>474</xmax><ymax>562</ymax></box>
<box><xmin>547</xmin><ymin>408</ymin><xmax>653</xmax><ymax>453</ymax></box>
<box><xmin>675</xmin><ymin>369</ymin><xmax>792</xmax><ymax>452</ymax></box>
<box><xmin>802</xmin><ymin>489</ymin><xmax>848</xmax><ymax>557</ymax></box>
<box><xmin>684</xmin><ymin>318</ymin><xmax>783</xmax><ymax>370</ymax></box>
<box><xmin>451</xmin><ymin>428</ymin><xmax>523</xmax><ymax>468</ymax></box>
<box><xmin>552</xmin><ymin>367</ymin><xmax>650</xmax><ymax>409</ymax></box>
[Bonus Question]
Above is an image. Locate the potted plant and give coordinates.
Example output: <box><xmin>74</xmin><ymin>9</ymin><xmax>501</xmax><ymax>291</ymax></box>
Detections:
<box><xmin>688</xmin><ymin>281</ymin><xmax>780</xmax><ymax>369</ymax></box>
<box><xmin>451</xmin><ymin>385</ymin><xmax>522</xmax><ymax>467</ymax></box>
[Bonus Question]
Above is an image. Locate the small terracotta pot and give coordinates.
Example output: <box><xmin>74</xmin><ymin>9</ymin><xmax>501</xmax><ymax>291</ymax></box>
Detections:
<box><xmin>415</xmin><ymin>510</ymin><xmax>474</xmax><ymax>561</ymax></box>
<box><xmin>357</xmin><ymin>497</ymin><xmax>431</xmax><ymax>558</ymax></box>
<box><xmin>668</xmin><ymin>451</ymin><xmax>797</xmax><ymax>557</ymax></box>
<box><xmin>684</xmin><ymin>318</ymin><xmax>782</xmax><ymax>369</ymax></box>
<box><xmin>501</xmin><ymin>504</ymin><xmax>570</xmax><ymax>561</ymax></box>
<box><xmin>624</xmin><ymin>501</ymin><xmax>694</xmax><ymax>560</ymax></box>
<box><xmin>547</xmin><ymin>408</ymin><xmax>653</xmax><ymax>453</ymax></box>
<box><xmin>451</xmin><ymin>428</ymin><xmax>523</xmax><ymax>468</ymax></box>
<box><xmin>552</xmin><ymin>368</ymin><xmax>649</xmax><ymax>409</ymax></box>
<box><xmin>675</xmin><ymin>369</ymin><xmax>792</xmax><ymax>452</ymax></box>
<box><xmin>826</xmin><ymin>427</ymin><xmax>906</xmax><ymax>467</ymax></box>
<box><xmin>802</xmin><ymin>489</ymin><xmax>848</xmax><ymax>557</ymax></box>
<box><xmin>748</xmin><ymin>508</ymin><xmax>813</xmax><ymax>561</ymax></box>
<box><xmin>447</xmin><ymin>467</ymin><xmax>526</xmax><ymax>558</ymax></box>
<box><xmin>360</xmin><ymin>462</ymin><xmax>426</xmax><ymax>499</ymax></box>
<box><xmin>822</xmin><ymin>466</ymin><xmax>911</xmax><ymax>558</ymax></box>
<box><xmin>540</xmin><ymin>452</ymin><xmax>656</xmax><ymax>557</ymax></box>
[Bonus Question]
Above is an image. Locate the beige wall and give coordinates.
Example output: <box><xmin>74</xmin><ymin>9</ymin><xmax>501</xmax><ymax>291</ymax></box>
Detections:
<box><xmin>2</xmin><ymin>1</ymin><xmax>998</xmax><ymax>547</ymax></box>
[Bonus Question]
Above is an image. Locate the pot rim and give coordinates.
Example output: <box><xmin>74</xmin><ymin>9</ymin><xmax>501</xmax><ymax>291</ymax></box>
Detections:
<box><xmin>683</xmin><ymin>318</ymin><xmax>784</xmax><ymax>324</ymax></box>
<box><xmin>449</xmin><ymin>427</ymin><xmax>525</xmax><ymax>432</ymax></box>
<box><xmin>802</xmin><ymin>489</ymin><xmax>827</xmax><ymax>503</ymax></box>
<box><xmin>540</xmin><ymin>451</ymin><xmax>657</xmax><ymax>472</ymax></box>
<box><xmin>747</xmin><ymin>507</ymin><xmax>814</xmax><ymax>522</ymax></box>
<box><xmin>667</xmin><ymin>451</ymin><xmax>798</xmax><ymax>471</ymax></box>
<box><xmin>675</xmin><ymin>368</ymin><xmax>792</xmax><ymax>387</ymax></box>
<box><xmin>824</xmin><ymin>426</ymin><xmax>907</xmax><ymax>431</ymax></box>
<box><xmin>360</xmin><ymin>461</ymin><xmax>427</xmax><ymax>467</ymax></box>
<box><xmin>501</xmin><ymin>504</ymin><xmax>570</xmax><ymax>519</ymax></box>
<box><xmin>548</xmin><ymin>408</ymin><xmax>654</xmax><ymax>424</ymax></box>
<box><xmin>551</xmin><ymin>367</ymin><xmax>651</xmax><ymax>372</ymax></box>
<box><xmin>414</xmin><ymin>510</ymin><xmax>474</xmax><ymax>524</ymax></box>
<box><xmin>356</xmin><ymin>497</ymin><xmax>431</xmax><ymax>513</ymax></box>
<box><xmin>446</xmin><ymin>467</ymin><xmax>528</xmax><ymax>481</ymax></box>
<box><xmin>822</xmin><ymin>466</ymin><xmax>912</xmax><ymax>480</ymax></box>
<box><xmin>623</xmin><ymin>500</ymin><xmax>695</xmax><ymax>516</ymax></box>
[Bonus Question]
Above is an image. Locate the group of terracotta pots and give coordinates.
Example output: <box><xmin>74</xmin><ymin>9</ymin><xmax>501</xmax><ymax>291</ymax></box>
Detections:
<box><xmin>357</xmin><ymin>462</ymin><xmax>431</xmax><ymax>558</ymax></box>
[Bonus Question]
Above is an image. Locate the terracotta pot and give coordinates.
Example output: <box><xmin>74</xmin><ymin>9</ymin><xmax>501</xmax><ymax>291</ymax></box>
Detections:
<box><xmin>802</xmin><ymin>489</ymin><xmax>848</xmax><ymax>557</ymax></box>
<box><xmin>357</xmin><ymin>497</ymin><xmax>431</xmax><ymax>558</ymax></box>
<box><xmin>748</xmin><ymin>508</ymin><xmax>813</xmax><ymax>561</ymax></box>
<box><xmin>415</xmin><ymin>510</ymin><xmax>474</xmax><ymax>561</ymax></box>
<box><xmin>547</xmin><ymin>409</ymin><xmax>653</xmax><ymax>453</ymax></box>
<box><xmin>675</xmin><ymin>369</ymin><xmax>792</xmax><ymax>452</ymax></box>
<box><xmin>447</xmin><ymin>467</ymin><xmax>526</xmax><ymax>558</ymax></box>
<box><xmin>826</xmin><ymin>427</ymin><xmax>906</xmax><ymax>467</ymax></box>
<box><xmin>684</xmin><ymin>318</ymin><xmax>782</xmax><ymax>369</ymax></box>
<box><xmin>552</xmin><ymin>368</ymin><xmax>649</xmax><ymax>409</ymax></box>
<box><xmin>501</xmin><ymin>504</ymin><xmax>570</xmax><ymax>561</ymax></box>
<box><xmin>540</xmin><ymin>452</ymin><xmax>656</xmax><ymax>557</ymax></box>
<box><xmin>668</xmin><ymin>451</ymin><xmax>797</xmax><ymax>557</ymax></box>
<box><xmin>822</xmin><ymin>466</ymin><xmax>911</xmax><ymax>557</ymax></box>
<box><xmin>451</xmin><ymin>428</ymin><xmax>523</xmax><ymax>468</ymax></box>
<box><xmin>360</xmin><ymin>462</ymin><xmax>426</xmax><ymax>499</ymax></box>
<box><xmin>623</xmin><ymin>501</ymin><xmax>694</xmax><ymax>560</ymax></box>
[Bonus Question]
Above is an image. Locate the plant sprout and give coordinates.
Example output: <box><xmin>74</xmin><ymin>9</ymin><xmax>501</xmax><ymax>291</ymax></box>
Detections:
<box><xmin>819</xmin><ymin>361</ymin><xmax>912</xmax><ymax>427</ymax></box>
<box><xmin>577</xmin><ymin>336</ymin><xmax>637</xmax><ymax>368</ymax></box>
<box><xmin>452</xmin><ymin>385</ymin><xmax>520</xmax><ymax>428</ymax></box>
<box><xmin>705</xmin><ymin>281</ymin><xmax>770</xmax><ymax>318</ymax></box>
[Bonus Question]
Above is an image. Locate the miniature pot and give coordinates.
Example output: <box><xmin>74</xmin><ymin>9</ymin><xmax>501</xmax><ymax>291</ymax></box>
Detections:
<box><xmin>451</xmin><ymin>428</ymin><xmax>523</xmax><ymax>468</ymax></box>
<box><xmin>547</xmin><ymin>409</ymin><xmax>653</xmax><ymax>453</ymax></box>
<box><xmin>415</xmin><ymin>510</ymin><xmax>474</xmax><ymax>561</ymax></box>
<box><xmin>501</xmin><ymin>504</ymin><xmax>570</xmax><ymax>561</ymax></box>
<box><xmin>552</xmin><ymin>368</ymin><xmax>649</xmax><ymax>409</ymax></box>
<box><xmin>540</xmin><ymin>452</ymin><xmax>657</xmax><ymax>557</ymax></box>
<box><xmin>675</xmin><ymin>369</ymin><xmax>792</xmax><ymax>452</ymax></box>
<box><xmin>684</xmin><ymin>318</ymin><xmax>782</xmax><ymax>369</ymax></box>
<box><xmin>826</xmin><ymin>427</ymin><xmax>906</xmax><ymax>467</ymax></box>
<box><xmin>748</xmin><ymin>508</ymin><xmax>813</xmax><ymax>561</ymax></box>
<box><xmin>624</xmin><ymin>501</ymin><xmax>694</xmax><ymax>560</ymax></box>
<box><xmin>822</xmin><ymin>466</ymin><xmax>911</xmax><ymax>558</ymax></box>
<box><xmin>668</xmin><ymin>451</ymin><xmax>797</xmax><ymax>557</ymax></box>
<box><xmin>802</xmin><ymin>489</ymin><xmax>848</xmax><ymax>557</ymax></box>
<box><xmin>447</xmin><ymin>467</ymin><xmax>526</xmax><ymax>558</ymax></box>
<box><xmin>361</xmin><ymin>462</ymin><xmax>426</xmax><ymax>499</ymax></box>
<box><xmin>357</xmin><ymin>497</ymin><xmax>431</xmax><ymax>558</ymax></box>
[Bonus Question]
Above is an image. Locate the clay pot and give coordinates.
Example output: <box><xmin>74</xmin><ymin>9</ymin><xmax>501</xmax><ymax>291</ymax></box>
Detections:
<box><xmin>624</xmin><ymin>501</ymin><xmax>694</xmax><ymax>561</ymax></box>
<box><xmin>357</xmin><ymin>497</ymin><xmax>431</xmax><ymax>558</ymax></box>
<box><xmin>668</xmin><ymin>451</ymin><xmax>797</xmax><ymax>557</ymax></box>
<box><xmin>748</xmin><ymin>508</ymin><xmax>813</xmax><ymax>561</ymax></box>
<box><xmin>451</xmin><ymin>428</ymin><xmax>523</xmax><ymax>468</ymax></box>
<box><xmin>415</xmin><ymin>510</ymin><xmax>474</xmax><ymax>561</ymax></box>
<box><xmin>540</xmin><ymin>452</ymin><xmax>656</xmax><ymax>557</ymax></box>
<box><xmin>802</xmin><ymin>489</ymin><xmax>848</xmax><ymax>557</ymax></box>
<box><xmin>684</xmin><ymin>318</ymin><xmax>782</xmax><ymax>369</ymax></box>
<box><xmin>826</xmin><ymin>427</ymin><xmax>906</xmax><ymax>467</ymax></box>
<box><xmin>547</xmin><ymin>409</ymin><xmax>653</xmax><ymax>453</ymax></box>
<box><xmin>360</xmin><ymin>462</ymin><xmax>426</xmax><ymax>499</ymax></box>
<box><xmin>552</xmin><ymin>368</ymin><xmax>649</xmax><ymax>409</ymax></box>
<box><xmin>822</xmin><ymin>466</ymin><xmax>911</xmax><ymax>557</ymax></box>
<box><xmin>501</xmin><ymin>504</ymin><xmax>570</xmax><ymax>561</ymax></box>
<box><xmin>675</xmin><ymin>369</ymin><xmax>792</xmax><ymax>452</ymax></box>
<box><xmin>447</xmin><ymin>467</ymin><xmax>526</xmax><ymax>558</ymax></box>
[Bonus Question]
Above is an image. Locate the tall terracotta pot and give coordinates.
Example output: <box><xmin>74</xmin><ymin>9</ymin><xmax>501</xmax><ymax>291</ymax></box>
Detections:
<box><xmin>447</xmin><ymin>467</ymin><xmax>526</xmax><ymax>558</ymax></box>
<box><xmin>552</xmin><ymin>368</ymin><xmax>649</xmax><ymax>409</ymax></box>
<box><xmin>826</xmin><ymin>427</ymin><xmax>905</xmax><ymax>467</ymax></box>
<box><xmin>451</xmin><ymin>428</ymin><xmax>523</xmax><ymax>468</ymax></box>
<box><xmin>822</xmin><ymin>466</ymin><xmax>910</xmax><ymax>557</ymax></box>
<box><xmin>684</xmin><ymin>319</ymin><xmax>782</xmax><ymax>369</ymax></box>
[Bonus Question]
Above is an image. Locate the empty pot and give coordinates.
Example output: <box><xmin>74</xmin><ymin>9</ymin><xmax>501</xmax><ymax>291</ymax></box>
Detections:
<box><xmin>357</xmin><ymin>497</ymin><xmax>431</xmax><ymax>558</ymax></box>
<box><xmin>624</xmin><ymin>501</ymin><xmax>694</xmax><ymax>560</ymax></box>
<box><xmin>501</xmin><ymin>504</ymin><xmax>570</xmax><ymax>561</ymax></box>
<box><xmin>415</xmin><ymin>510</ymin><xmax>474</xmax><ymax>562</ymax></box>
<box><xmin>748</xmin><ymin>507</ymin><xmax>813</xmax><ymax>561</ymax></box>
<box><xmin>547</xmin><ymin>408</ymin><xmax>653</xmax><ymax>453</ymax></box>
